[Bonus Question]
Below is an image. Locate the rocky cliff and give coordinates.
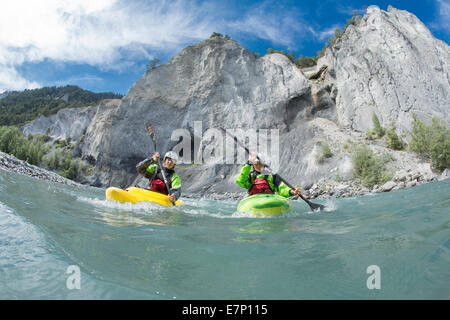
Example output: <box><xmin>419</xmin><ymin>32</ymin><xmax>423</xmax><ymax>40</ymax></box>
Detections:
<box><xmin>22</xmin><ymin>106</ymin><xmax>97</xmax><ymax>141</ymax></box>
<box><xmin>22</xmin><ymin>6</ymin><xmax>449</xmax><ymax>196</ymax></box>
<box><xmin>314</xmin><ymin>5</ymin><xmax>449</xmax><ymax>135</ymax></box>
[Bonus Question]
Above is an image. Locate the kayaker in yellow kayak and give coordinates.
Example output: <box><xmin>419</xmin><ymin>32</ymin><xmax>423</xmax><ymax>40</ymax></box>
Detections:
<box><xmin>236</xmin><ymin>152</ymin><xmax>301</xmax><ymax>197</ymax></box>
<box><xmin>136</xmin><ymin>127</ymin><xmax>181</xmax><ymax>203</ymax></box>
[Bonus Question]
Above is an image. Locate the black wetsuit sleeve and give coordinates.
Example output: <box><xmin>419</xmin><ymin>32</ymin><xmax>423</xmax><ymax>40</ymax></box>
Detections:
<box><xmin>136</xmin><ymin>158</ymin><xmax>156</xmax><ymax>179</ymax></box>
<box><xmin>171</xmin><ymin>186</ymin><xmax>181</xmax><ymax>200</ymax></box>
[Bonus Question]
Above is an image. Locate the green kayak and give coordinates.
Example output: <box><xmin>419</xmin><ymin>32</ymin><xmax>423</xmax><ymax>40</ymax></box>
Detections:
<box><xmin>237</xmin><ymin>193</ymin><xmax>292</xmax><ymax>217</ymax></box>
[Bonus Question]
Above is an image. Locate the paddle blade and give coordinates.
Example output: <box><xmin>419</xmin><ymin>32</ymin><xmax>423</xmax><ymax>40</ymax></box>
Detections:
<box><xmin>308</xmin><ymin>201</ymin><xmax>325</xmax><ymax>211</ymax></box>
<box><xmin>299</xmin><ymin>194</ymin><xmax>325</xmax><ymax>211</ymax></box>
<box><xmin>147</xmin><ymin>124</ymin><xmax>155</xmax><ymax>139</ymax></box>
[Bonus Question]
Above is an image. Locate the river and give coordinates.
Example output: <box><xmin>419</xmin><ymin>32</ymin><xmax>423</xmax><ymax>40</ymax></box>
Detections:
<box><xmin>0</xmin><ymin>169</ymin><xmax>449</xmax><ymax>299</ymax></box>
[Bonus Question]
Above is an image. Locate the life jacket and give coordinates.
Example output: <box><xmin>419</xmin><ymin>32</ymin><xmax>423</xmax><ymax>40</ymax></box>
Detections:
<box><xmin>148</xmin><ymin>179</ymin><xmax>168</xmax><ymax>194</ymax></box>
<box><xmin>248</xmin><ymin>174</ymin><xmax>274</xmax><ymax>196</ymax></box>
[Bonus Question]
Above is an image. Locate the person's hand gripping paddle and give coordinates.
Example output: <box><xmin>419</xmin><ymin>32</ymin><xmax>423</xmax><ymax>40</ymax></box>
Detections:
<box><xmin>147</xmin><ymin>124</ymin><xmax>176</xmax><ymax>206</ymax></box>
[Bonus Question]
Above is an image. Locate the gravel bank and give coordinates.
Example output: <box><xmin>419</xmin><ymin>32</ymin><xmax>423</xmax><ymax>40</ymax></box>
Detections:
<box><xmin>0</xmin><ymin>151</ymin><xmax>81</xmax><ymax>187</ymax></box>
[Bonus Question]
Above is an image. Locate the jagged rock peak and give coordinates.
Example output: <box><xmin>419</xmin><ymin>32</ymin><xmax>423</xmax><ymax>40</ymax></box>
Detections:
<box><xmin>317</xmin><ymin>5</ymin><xmax>449</xmax><ymax>134</ymax></box>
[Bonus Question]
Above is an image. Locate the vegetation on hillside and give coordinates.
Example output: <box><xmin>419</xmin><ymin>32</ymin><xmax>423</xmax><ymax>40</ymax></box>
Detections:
<box><xmin>0</xmin><ymin>85</ymin><xmax>122</xmax><ymax>126</ymax></box>
<box><xmin>366</xmin><ymin>112</ymin><xmax>406</xmax><ymax>151</ymax></box>
<box><xmin>352</xmin><ymin>144</ymin><xmax>392</xmax><ymax>188</ymax></box>
<box><xmin>385</xmin><ymin>124</ymin><xmax>405</xmax><ymax>151</ymax></box>
<box><xmin>409</xmin><ymin>114</ymin><xmax>450</xmax><ymax>173</ymax></box>
<box><xmin>210</xmin><ymin>32</ymin><xmax>231</xmax><ymax>40</ymax></box>
<box><xmin>0</xmin><ymin>126</ymin><xmax>49</xmax><ymax>166</ymax></box>
<box><xmin>364</xmin><ymin>111</ymin><xmax>449</xmax><ymax>172</ymax></box>
<box><xmin>0</xmin><ymin>125</ymin><xmax>93</xmax><ymax>181</ymax></box>
<box><xmin>315</xmin><ymin>141</ymin><xmax>333</xmax><ymax>164</ymax></box>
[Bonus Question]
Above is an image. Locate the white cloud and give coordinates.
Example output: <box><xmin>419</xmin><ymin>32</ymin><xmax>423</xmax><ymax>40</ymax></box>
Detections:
<box><xmin>225</xmin><ymin>1</ymin><xmax>345</xmax><ymax>52</ymax></box>
<box><xmin>0</xmin><ymin>0</ymin><xmax>215</xmax><ymax>92</ymax></box>
<box><xmin>226</xmin><ymin>2</ymin><xmax>308</xmax><ymax>50</ymax></box>
<box><xmin>1</xmin><ymin>0</ymin><xmax>216</xmax><ymax>65</ymax></box>
<box><xmin>0</xmin><ymin>0</ymin><xmax>368</xmax><ymax>93</ymax></box>
<box><xmin>308</xmin><ymin>24</ymin><xmax>343</xmax><ymax>42</ymax></box>
<box><xmin>0</xmin><ymin>66</ymin><xmax>40</xmax><ymax>92</ymax></box>
<box><xmin>53</xmin><ymin>74</ymin><xmax>104</xmax><ymax>87</ymax></box>
<box><xmin>335</xmin><ymin>5</ymin><xmax>366</xmax><ymax>17</ymax></box>
<box><xmin>436</xmin><ymin>0</ymin><xmax>450</xmax><ymax>33</ymax></box>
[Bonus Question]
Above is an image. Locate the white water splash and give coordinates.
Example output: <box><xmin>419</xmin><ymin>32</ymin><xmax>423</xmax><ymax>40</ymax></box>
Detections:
<box><xmin>323</xmin><ymin>198</ymin><xmax>338</xmax><ymax>212</ymax></box>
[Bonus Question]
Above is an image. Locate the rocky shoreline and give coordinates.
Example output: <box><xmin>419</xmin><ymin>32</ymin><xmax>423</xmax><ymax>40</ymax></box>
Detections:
<box><xmin>300</xmin><ymin>169</ymin><xmax>449</xmax><ymax>199</ymax></box>
<box><xmin>0</xmin><ymin>151</ymin><xmax>81</xmax><ymax>187</ymax></box>
<box><xmin>1</xmin><ymin>150</ymin><xmax>448</xmax><ymax>200</ymax></box>
<box><xmin>184</xmin><ymin>168</ymin><xmax>449</xmax><ymax>201</ymax></box>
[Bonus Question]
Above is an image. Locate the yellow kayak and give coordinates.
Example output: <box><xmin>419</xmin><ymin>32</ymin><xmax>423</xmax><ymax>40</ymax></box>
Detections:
<box><xmin>105</xmin><ymin>187</ymin><xmax>181</xmax><ymax>206</ymax></box>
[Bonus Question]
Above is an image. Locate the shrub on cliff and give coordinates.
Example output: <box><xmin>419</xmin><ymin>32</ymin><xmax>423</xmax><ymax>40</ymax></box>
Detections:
<box><xmin>409</xmin><ymin>114</ymin><xmax>450</xmax><ymax>173</ymax></box>
<box><xmin>209</xmin><ymin>32</ymin><xmax>230</xmax><ymax>40</ymax></box>
<box><xmin>146</xmin><ymin>58</ymin><xmax>161</xmax><ymax>72</ymax></box>
<box><xmin>366</xmin><ymin>112</ymin><xmax>386</xmax><ymax>140</ymax></box>
<box><xmin>295</xmin><ymin>55</ymin><xmax>318</xmax><ymax>68</ymax></box>
<box><xmin>62</xmin><ymin>156</ymin><xmax>79</xmax><ymax>180</ymax></box>
<box><xmin>372</xmin><ymin>112</ymin><xmax>385</xmax><ymax>138</ymax></box>
<box><xmin>385</xmin><ymin>124</ymin><xmax>405</xmax><ymax>150</ymax></box>
<box><xmin>315</xmin><ymin>142</ymin><xmax>333</xmax><ymax>164</ymax></box>
<box><xmin>352</xmin><ymin>144</ymin><xmax>392</xmax><ymax>188</ymax></box>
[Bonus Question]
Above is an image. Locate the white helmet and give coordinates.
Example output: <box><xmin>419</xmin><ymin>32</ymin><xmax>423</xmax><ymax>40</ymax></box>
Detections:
<box><xmin>249</xmin><ymin>153</ymin><xmax>263</xmax><ymax>165</ymax></box>
<box><xmin>164</xmin><ymin>151</ymin><xmax>178</xmax><ymax>164</ymax></box>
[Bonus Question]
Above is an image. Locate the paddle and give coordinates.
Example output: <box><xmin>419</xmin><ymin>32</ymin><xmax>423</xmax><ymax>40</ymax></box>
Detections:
<box><xmin>220</xmin><ymin>128</ymin><xmax>325</xmax><ymax>211</ymax></box>
<box><xmin>147</xmin><ymin>124</ymin><xmax>176</xmax><ymax>206</ymax></box>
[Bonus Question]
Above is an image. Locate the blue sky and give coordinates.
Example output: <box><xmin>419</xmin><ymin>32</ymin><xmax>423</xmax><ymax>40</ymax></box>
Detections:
<box><xmin>0</xmin><ymin>0</ymin><xmax>448</xmax><ymax>95</ymax></box>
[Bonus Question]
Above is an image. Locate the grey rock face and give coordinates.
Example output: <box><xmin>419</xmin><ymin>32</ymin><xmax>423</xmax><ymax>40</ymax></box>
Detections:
<box><xmin>22</xmin><ymin>106</ymin><xmax>97</xmax><ymax>141</ymax></box>
<box><xmin>84</xmin><ymin>37</ymin><xmax>329</xmax><ymax>189</ymax></box>
<box><xmin>317</xmin><ymin>5</ymin><xmax>449</xmax><ymax>135</ymax></box>
<box><xmin>20</xmin><ymin>99</ymin><xmax>122</xmax><ymax>187</ymax></box>
<box><xmin>381</xmin><ymin>181</ymin><xmax>397</xmax><ymax>192</ymax></box>
<box><xmin>75</xmin><ymin>99</ymin><xmax>122</xmax><ymax>186</ymax></box>
<box><xmin>440</xmin><ymin>169</ymin><xmax>450</xmax><ymax>180</ymax></box>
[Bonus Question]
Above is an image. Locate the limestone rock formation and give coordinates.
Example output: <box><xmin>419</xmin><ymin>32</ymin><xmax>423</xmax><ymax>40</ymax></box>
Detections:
<box><xmin>82</xmin><ymin>37</ymin><xmax>324</xmax><ymax>189</ymax></box>
<box><xmin>22</xmin><ymin>6</ymin><xmax>449</xmax><ymax>195</ymax></box>
<box><xmin>22</xmin><ymin>106</ymin><xmax>96</xmax><ymax>141</ymax></box>
<box><xmin>315</xmin><ymin>5</ymin><xmax>449</xmax><ymax>135</ymax></box>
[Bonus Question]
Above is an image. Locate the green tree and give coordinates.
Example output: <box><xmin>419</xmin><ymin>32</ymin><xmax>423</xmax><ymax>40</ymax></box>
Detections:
<box><xmin>372</xmin><ymin>112</ymin><xmax>385</xmax><ymax>138</ymax></box>
<box><xmin>0</xmin><ymin>126</ymin><xmax>50</xmax><ymax>165</ymax></box>
<box><xmin>295</xmin><ymin>55</ymin><xmax>318</xmax><ymax>68</ymax></box>
<box><xmin>385</xmin><ymin>125</ymin><xmax>405</xmax><ymax>150</ymax></box>
<box><xmin>287</xmin><ymin>51</ymin><xmax>296</xmax><ymax>62</ymax></box>
<box><xmin>210</xmin><ymin>32</ymin><xmax>223</xmax><ymax>38</ymax></box>
<box><xmin>409</xmin><ymin>114</ymin><xmax>450</xmax><ymax>172</ymax></box>
<box><xmin>64</xmin><ymin>160</ymin><xmax>78</xmax><ymax>180</ymax></box>
<box><xmin>315</xmin><ymin>142</ymin><xmax>333</xmax><ymax>164</ymax></box>
<box><xmin>409</xmin><ymin>113</ymin><xmax>429</xmax><ymax>154</ymax></box>
<box><xmin>146</xmin><ymin>58</ymin><xmax>161</xmax><ymax>72</ymax></box>
<box><xmin>317</xmin><ymin>46</ymin><xmax>327</xmax><ymax>58</ymax></box>
<box><xmin>352</xmin><ymin>145</ymin><xmax>392</xmax><ymax>188</ymax></box>
<box><xmin>334</xmin><ymin>28</ymin><xmax>345</xmax><ymax>39</ymax></box>
<box><xmin>50</xmin><ymin>152</ymin><xmax>59</xmax><ymax>169</ymax></box>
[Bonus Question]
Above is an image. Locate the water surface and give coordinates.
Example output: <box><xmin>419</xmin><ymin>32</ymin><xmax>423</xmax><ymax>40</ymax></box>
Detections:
<box><xmin>0</xmin><ymin>169</ymin><xmax>449</xmax><ymax>299</ymax></box>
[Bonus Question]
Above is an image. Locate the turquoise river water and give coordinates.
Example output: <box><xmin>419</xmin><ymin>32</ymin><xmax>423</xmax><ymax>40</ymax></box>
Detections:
<box><xmin>0</xmin><ymin>169</ymin><xmax>449</xmax><ymax>299</ymax></box>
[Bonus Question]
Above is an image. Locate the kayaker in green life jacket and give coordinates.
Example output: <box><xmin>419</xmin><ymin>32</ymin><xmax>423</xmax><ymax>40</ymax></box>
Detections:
<box><xmin>236</xmin><ymin>152</ymin><xmax>301</xmax><ymax>197</ymax></box>
<box><xmin>136</xmin><ymin>150</ymin><xmax>181</xmax><ymax>203</ymax></box>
